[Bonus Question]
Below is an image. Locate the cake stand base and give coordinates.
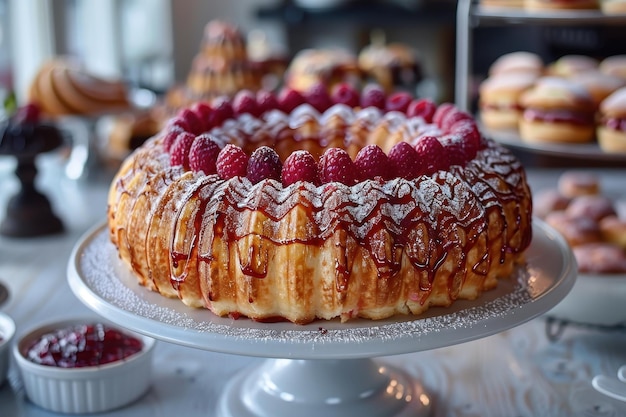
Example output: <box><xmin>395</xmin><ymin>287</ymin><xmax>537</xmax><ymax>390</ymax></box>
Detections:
<box><xmin>217</xmin><ymin>358</ymin><xmax>432</xmax><ymax>417</ymax></box>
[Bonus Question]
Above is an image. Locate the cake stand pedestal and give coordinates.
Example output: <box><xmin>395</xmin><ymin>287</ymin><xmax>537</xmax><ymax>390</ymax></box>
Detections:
<box><xmin>219</xmin><ymin>358</ymin><xmax>430</xmax><ymax>417</ymax></box>
<box><xmin>68</xmin><ymin>220</ymin><xmax>576</xmax><ymax>417</ymax></box>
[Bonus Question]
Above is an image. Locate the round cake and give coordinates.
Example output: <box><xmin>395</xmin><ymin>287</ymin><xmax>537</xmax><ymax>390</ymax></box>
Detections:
<box><xmin>107</xmin><ymin>84</ymin><xmax>533</xmax><ymax>324</ymax></box>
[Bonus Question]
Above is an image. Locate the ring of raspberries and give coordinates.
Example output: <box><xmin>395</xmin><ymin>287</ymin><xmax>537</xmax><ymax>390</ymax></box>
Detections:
<box><xmin>162</xmin><ymin>83</ymin><xmax>483</xmax><ymax>186</ymax></box>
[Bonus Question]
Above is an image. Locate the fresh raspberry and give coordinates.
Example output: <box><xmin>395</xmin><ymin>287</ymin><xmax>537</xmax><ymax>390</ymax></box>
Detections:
<box><xmin>318</xmin><ymin>147</ymin><xmax>357</xmax><ymax>185</ymax></box>
<box><xmin>208</xmin><ymin>96</ymin><xmax>234</xmax><ymax>128</ymax></box>
<box><xmin>388</xmin><ymin>141</ymin><xmax>423</xmax><ymax>179</ymax></box>
<box><xmin>281</xmin><ymin>150</ymin><xmax>320</xmax><ymax>186</ymax></box>
<box><xmin>277</xmin><ymin>88</ymin><xmax>306</xmax><ymax>113</ymax></box>
<box><xmin>440</xmin><ymin>109</ymin><xmax>473</xmax><ymax>133</ymax></box>
<box><xmin>354</xmin><ymin>144</ymin><xmax>391</xmax><ymax>181</ymax></box>
<box><xmin>449</xmin><ymin>119</ymin><xmax>481</xmax><ymax>154</ymax></box>
<box><xmin>331</xmin><ymin>83</ymin><xmax>360</xmax><ymax>107</ymax></box>
<box><xmin>432</xmin><ymin>102</ymin><xmax>456</xmax><ymax>128</ymax></box>
<box><xmin>191</xmin><ymin>101</ymin><xmax>214</xmax><ymax>130</ymax></box>
<box><xmin>247</xmin><ymin>146</ymin><xmax>282</xmax><ymax>184</ymax></box>
<box><xmin>256</xmin><ymin>90</ymin><xmax>279</xmax><ymax>115</ymax></box>
<box><xmin>233</xmin><ymin>90</ymin><xmax>261</xmax><ymax>117</ymax></box>
<box><xmin>360</xmin><ymin>84</ymin><xmax>386</xmax><ymax>109</ymax></box>
<box><xmin>414</xmin><ymin>136</ymin><xmax>450</xmax><ymax>175</ymax></box>
<box><xmin>15</xmin><ymin>103</ymin><xmax>41</xmax><ymax>124</ymax></box>
<box><xmin>163</xmin><ymin>126</ymin><xmax>185</xmax><ymax>151</ymax></box>
<box><xmin>216</xmin><ymin>144</ymin><xmax>249</xmax><ymax>179</ymax></box>
<box><xmin>439</xmin><ymin>134</ymin><xmax>476</xmax><ymax>166</ymax></box>
<box><xmin>169</xmin><ymin>132</ymin><xmax>196</xmax><ymax>169</ymax></box>
<box><xmin>189</xmin><ymin>133</ymin><xmax>221</xmax><ymax>174</ymax></box>
<box><xmin>177</xmin><ymin>108</ymin><xmax>205</xmax><ymax>134</ymax></box>
<box><xmin>167</xmin><ymin>116</ymin><xmax>190</xmax><ymax>133</ymax></box>
<box><xmin>305</xmin><ymin>83</ymin><xmax>333</xmax><ymax>113</ymax></box>
<box><xmin>407</xmin><ymin>98</ymin><xmax>437</xmax><ymax>123</ymax></box>
<box><xmin>385</xmin><ymin>92</ymin><xmax>412</xmax><ymax>113</ymax></box>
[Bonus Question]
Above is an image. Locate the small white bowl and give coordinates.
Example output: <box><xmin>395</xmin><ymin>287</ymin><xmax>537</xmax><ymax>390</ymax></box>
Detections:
<box><xmin>13</xmin><ymin>318</ymin><xmax>155</xmax><ymax>414</ymax></box>
<box><xmin>0</xmin><ymin>312</ymin><xmax>16</xmax><ymax>386</ymax></box>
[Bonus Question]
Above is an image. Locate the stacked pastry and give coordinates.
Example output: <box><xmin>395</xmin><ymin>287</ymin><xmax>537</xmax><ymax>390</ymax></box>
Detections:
<box><xmin>478</xmin><ymin>52</ymin><xmax>626</xmax><ymax>153</ymax></box>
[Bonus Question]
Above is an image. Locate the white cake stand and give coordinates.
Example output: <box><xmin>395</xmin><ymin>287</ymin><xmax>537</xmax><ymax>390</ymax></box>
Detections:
<box><xmin>68</xmin><ymin>220</ymin><xmax>576</xmax><ymax>417</ymax></box>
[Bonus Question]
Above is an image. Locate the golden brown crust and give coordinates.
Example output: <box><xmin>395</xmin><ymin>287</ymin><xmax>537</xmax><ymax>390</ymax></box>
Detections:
<box><xmin>597</xmin><ymin>126</ymin><xmax>626</xmax><ymax>152</ymax></box>
<box><xmin>519</xmin><ymin>118</ymin><xmax>595</xmax><ymax>143</ymax></box>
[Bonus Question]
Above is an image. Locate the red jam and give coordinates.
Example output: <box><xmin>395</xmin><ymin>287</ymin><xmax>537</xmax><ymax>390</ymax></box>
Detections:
<box><xmin>26</xmin><ymin>323</ymin><xmax>143</xmax><ymax>368</ymax></box>
<box><xmin>523</xmin><ymin>108</ymin><xmax>594</xmax><ymax>125</ymax></box>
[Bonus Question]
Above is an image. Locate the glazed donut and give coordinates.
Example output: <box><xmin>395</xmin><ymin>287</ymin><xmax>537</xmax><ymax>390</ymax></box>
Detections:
<box><xmin>557</xmin><ymin>171</ymin><xmax>600</xmax><ymax>198</ymax></box>
<box><xmin>573</xmin><ymin>243</ymin><xmax>626</xmax><ymax>274</ymax></box>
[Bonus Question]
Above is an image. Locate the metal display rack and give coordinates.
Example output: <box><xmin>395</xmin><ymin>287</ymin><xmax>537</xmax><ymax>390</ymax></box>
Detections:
<box><xmin>454</xmin><ymin>0</ymin><xmax>626</xmax><ymax>111</ymax></box>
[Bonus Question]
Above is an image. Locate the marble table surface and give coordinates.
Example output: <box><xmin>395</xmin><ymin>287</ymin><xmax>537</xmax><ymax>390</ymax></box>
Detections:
<box><xmin>1</xmin><ymin>153</ymin><xmax>625</xmax><ymax>417</ymax></box>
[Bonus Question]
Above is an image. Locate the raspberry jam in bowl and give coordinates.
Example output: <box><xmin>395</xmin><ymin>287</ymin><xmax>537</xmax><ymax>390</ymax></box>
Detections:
<box><xmin>13</xmin><ymin>318</ymin><xmax>155</xmax><ymax>414</ymax></box>
<box><xmin>0</xmin><ymin>312</ymin><xmax>16</xmax><ymax>387</ymax></box>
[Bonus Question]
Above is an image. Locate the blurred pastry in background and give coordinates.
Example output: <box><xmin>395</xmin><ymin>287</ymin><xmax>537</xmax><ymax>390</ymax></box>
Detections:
<box><xmin>488</xmin><ymin>51</ymin><xmax>544</xmax><ymax>78</ymax></box>
<box><xmin>570</xmin><ymin>70</ymin><xmax>625</xmax><ymax>108</ymax></box>
<box><xmin>284</xmin><ymin>48</ymin><xmax>361</xmax><ymax>93</ymax></box>
<box><xmin>518</xmin><ymin>76</ymin><xmax>596</xmax><ymax>144</ymax></box>
<box><xmin>538</xmin><ymin>170</ymin><xmax>626</xmax><ymax>274</ymax></box>
<box><xmin>558</xmin><ymin>170</ymin><xmax>600</xmax><ymax>198</ymax></box>
<box><xmin>597</xmin><ymin>86</ymin><xmax>626</xmax><ymax>153</ymax></box>
<box><xmin>105</xmin><ymin>110</ymin><xmax>160</xmax><ymax>160</ymax></box>
<box><xmin>358</xmin><ymin>33</ymin><xmax>423</xmax><ymax>93</ymax></box>
<box><xmin>480</xmin><ymin>0</ymin><xmax>524</xmax><ymax>8</ymax></box>
<box><xmin>247</xmin><ymin>29</ymin><xmax>288</xmax><ymax>92</ymax></box>
<box><xmin>599</xmin><ymin>55</ymin><xmax>626</xmax><ymax>82</ymax></box>
<box><xmin>600</xmin><ymin>0</ymin><xmax>626</xmax><ymax>14</ymax></box>
<box><xmin>525</xmin><ymin>0</ymin><xmax>599</xmax><ymax>10</ymax></box>
<box><xmin>547</xmin><ymin>54</ymin><xmax>599</xmax><ymax>78</ymax></box>
<box><xmin>164</xmin><ymin>20</ymin><xmax>263</xmax><ymax>111</ymax></box>
<box><xmin>478</xmin><ymin>72</ymin><xmax>538</xmax><ymax>129</ymax></box>
<box><xmin>28</xmin><ymin>58</ymin><xmax>130</xmax><ymax>117</ymax></box>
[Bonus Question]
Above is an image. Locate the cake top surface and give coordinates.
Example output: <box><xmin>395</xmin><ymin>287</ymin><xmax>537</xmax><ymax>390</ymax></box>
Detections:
<box><xmin>159</xmin><ymin>83</ymin><xmax>487</xmax><ymax>189</ymax></box>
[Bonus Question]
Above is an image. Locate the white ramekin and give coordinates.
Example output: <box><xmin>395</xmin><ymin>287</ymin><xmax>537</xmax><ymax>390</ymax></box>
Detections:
<box><xmin>13</xmin><ymin>318</ymin><xmax>155</xmax><ymax>414</ymax></box>
<box><xmin>0</xmin><ymin>312</ymin><xmax>16</xmax><ymax>387</ymax></box>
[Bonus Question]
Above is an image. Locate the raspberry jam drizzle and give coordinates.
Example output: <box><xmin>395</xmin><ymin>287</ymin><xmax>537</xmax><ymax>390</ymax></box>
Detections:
<box><xmin>26</xmin><ymin>324</ymin><xmax>142</xmax><ymax>368</ymax></box>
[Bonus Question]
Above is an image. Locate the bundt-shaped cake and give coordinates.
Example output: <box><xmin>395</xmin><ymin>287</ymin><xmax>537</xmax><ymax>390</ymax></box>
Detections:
<box><xmin>107</xmin><ymin>84</ymin><xmax>533</xmax><ymax>324</ymax></box>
